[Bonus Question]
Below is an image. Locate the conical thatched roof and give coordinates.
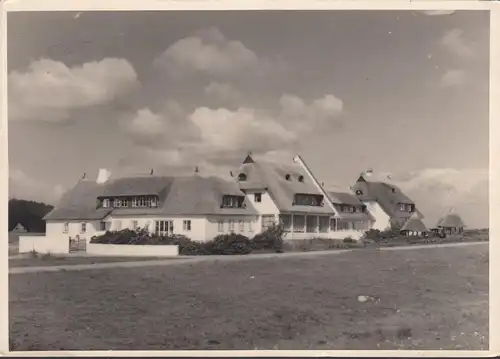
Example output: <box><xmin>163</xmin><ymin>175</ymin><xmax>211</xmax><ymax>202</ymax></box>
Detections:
<box><xmin>437</xmin><ymin>213</ymin><xmax>466</xmax><ymax>228</ymax></box>
<box><xmin>401</xmin><ymin>213</ymin><xmax>428</xmax><ymax>232</ymax></box>
<box><xmin>11</xmin><ymin>223</ymin><xmax>27</xmax><ymax>233</ymax></box>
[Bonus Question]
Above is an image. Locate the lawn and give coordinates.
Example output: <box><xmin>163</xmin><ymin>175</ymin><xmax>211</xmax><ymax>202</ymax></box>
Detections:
<box><xmin>9</xmin><ymin>243</ymin><xmax>488</xmax><ymax>351</ymax></box>
<box><xmin>9</xmin><ymin>255</ymin><xmax>180</xmax><ymax>268</ymax></box>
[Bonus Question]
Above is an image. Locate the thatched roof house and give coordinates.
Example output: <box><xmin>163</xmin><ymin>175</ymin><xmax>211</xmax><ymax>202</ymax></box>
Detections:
<box><xmin>436</xmin><ymin>211</ymin><xmax>466</xmax><ymax>234</ymax></box>
<box><xmin>400</xmin><ymin>212</ymin><xmax>428</xmax><ymax>235</ymax></box>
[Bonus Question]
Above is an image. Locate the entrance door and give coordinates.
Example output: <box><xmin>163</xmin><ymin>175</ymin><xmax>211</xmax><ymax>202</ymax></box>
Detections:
<box><xmin>155</xmin><ymin>220</ymin><xmax>174</xmax><ymax>236</ymax></box>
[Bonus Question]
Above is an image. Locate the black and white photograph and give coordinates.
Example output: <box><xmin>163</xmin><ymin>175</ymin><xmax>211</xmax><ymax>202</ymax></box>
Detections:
<box><xmin>4</xmin><ymin>2</ymin><xmax>492</xmax><ymax>353</ymax></box>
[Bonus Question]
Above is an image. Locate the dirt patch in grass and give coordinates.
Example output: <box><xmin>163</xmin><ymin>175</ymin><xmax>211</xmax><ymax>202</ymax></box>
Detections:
<box><xmin>9</xmin><ymin>255</ymin><xmax>178</xmax><ymax>268</ymax></box>
<box><xmin>9</xmin><ymin>244</ymin><xmax>488</xmax><ymax>351</ymax></box>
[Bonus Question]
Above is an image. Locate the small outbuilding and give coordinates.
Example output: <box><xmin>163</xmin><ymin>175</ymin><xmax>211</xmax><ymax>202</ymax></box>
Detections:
<box><xmin>400</xmin><ymin>212</ymin><xmax>428</xmax><ymax>237</ymax></box>
<box><xmin>437</xmin><ymin>211</ymin><xmax>466</xmax><ymax>235</ymax></box>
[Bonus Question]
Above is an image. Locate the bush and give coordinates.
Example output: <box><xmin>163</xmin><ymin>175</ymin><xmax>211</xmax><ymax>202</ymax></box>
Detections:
<box><xmin>208</xmin><ymin>233</ymin><xmax>252</xmax><ymax>255</ymax></box>
<box><xmin>89</xmin><ymin>228</ymin><xmax>208</xmax><ymax>255</ymax></box>
<box><xmin>250</xmin><ymin>223</ymin><xmax>286</xmax><ymax>252</ymax></box>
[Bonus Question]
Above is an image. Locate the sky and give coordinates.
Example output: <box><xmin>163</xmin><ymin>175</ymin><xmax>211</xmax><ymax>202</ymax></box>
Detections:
<box><xmin>7</xmin><ymin>10</ymin><xmax>490</xmax><ymax>228</ymax></box>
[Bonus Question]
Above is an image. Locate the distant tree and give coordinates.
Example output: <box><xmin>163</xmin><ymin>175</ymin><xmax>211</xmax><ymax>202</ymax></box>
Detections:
<box><xmin>8</xmin><ymin>199</ymin><xmax>54</xmax><ymax>233</ymax></box>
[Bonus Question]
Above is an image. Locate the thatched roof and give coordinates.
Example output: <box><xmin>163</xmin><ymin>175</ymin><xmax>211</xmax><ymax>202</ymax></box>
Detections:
<box><xmin>401</xmin><ymin>213</ymin><xmax>428</xmax><ymax>232</ymax></box>
<box><xmin>44</xmin><ymin>175</ymin><xmax>259</xmax><ymax>221</ymax></box>
<box><xmin>437</xmin><ymin>213</ymin><xmax>466</xmax><ymax>228</ymax></box>
<box><xmin>352</xmin><ymin>173</ymin><xmax>423</xmax><ymax>220</ymax></box>
<box><xmin>326</xmin><ymin>188</ymin><xmax>375</xmax><ymax>222</ymax></box>
<box><xmin>236</xmin><ymin>156</ymin><xmax>333</xmax><ymax>214</ymax></box>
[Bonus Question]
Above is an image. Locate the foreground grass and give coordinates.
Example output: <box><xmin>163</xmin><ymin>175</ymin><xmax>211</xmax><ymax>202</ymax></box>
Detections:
<box><xmin>9</xmin><ymin>244</ymin><xmax>488</xmax><ymax>351</ymax></box>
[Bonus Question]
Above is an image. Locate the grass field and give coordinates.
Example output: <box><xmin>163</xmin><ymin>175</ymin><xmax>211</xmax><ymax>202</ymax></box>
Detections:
<box><xmin>9</xmin><ymin>243</ymin><xmax>488</xmax><ymax>351</ymax></box>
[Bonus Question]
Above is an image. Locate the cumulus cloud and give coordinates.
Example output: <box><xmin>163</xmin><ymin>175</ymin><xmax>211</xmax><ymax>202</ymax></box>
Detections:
<box><xmin>441</xmin><ymin>28</ymin><xmax>476</xmax><ymax>59</ymax></box>
<box><xmin>420</xmin><ymin>10</ymin><xmax>456</xmax><ymax>16</ymax></box>
<box><xmin>9</xmin><ymin>168</ymin><xmax>65</xmax><ymax>204</ymax></box>
<box><xmin>204</xmin><ymin>81</ymin><xmax>243</xmax><ymax>106</ymax></box>
<box><xmin>439</xmin><ymin>69</ymin><xmax>467</xmax><ymax>88</ymax></box>
<box><xmin>381</xmin><ymin>168</ymin><xmax>488</xmax><ymax>229</ymax></box>
<box><xmin>153</xmin><ymin>27</ymin><xmax>282</xmax><ymax>79</ymax></box>
<box><xmin>121</xmin><ymin>94</ymin><xmax>343</xmax><ymax>174</ymax></box>
<box><xmin>9</xmin><ymin>58</ymin><xmax>140</xmax><ymax>123</ymax></box>
<box><xmin>121</xmin><ymin>92</ymin><xmax>344</xmax><ymax>169</ymax></box>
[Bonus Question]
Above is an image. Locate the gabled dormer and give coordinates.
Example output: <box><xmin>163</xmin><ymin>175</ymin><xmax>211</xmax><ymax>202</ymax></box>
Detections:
<box><xmin>97</xmin><ymin>195</ymin><xmax>160</xmax><ymax>209</ymax></box>
<box><xmin>293</xmin><ymin>193</ymin><xmax>324</xmax><ymax>207</ymax></box>
<box><xmin>221</xmin><ymin>194</ymin><xmax>246</xmax><ymax>209</ymax></box>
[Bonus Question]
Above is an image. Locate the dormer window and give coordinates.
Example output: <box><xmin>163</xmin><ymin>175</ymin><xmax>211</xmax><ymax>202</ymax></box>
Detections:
<box><xmin>238</xmin><ymin>173</ymin><xmax>247</xmax><ymax>181</ymax></box>
<box><xmin>294</xmin><ymin>194</ymin><xmax>323</xmax><ymax>206</ymax></box>
<box><xmin>114</xmin><ymin>198</ymin><xmax>128</xmax><ymax>208</ymax></box>
<box><xmin>298</xmin><ymin>175</ymin><xmax>304</xmax><ymax>182</ymax></box>
<box><xmin>399</xmin><ymin>203</ymin><xmax>413</xmax><ymax>212</ymax></box>
<box><xmin>355</xmin><ymin>189</ymin><xmax>363</xmax><ymax>196</ymax></box>
<box><xmin>285</xmin><ymin>174</ymin><xmax>291</xmax><ymax>181</ymax></box>
<box><xmin>222</xmin><ymin>195</ymin><xmax>244</xmax><ymax>208</ymax></box>
<box><xmin>392</xmin><ymin>188</ymin><xmax>396</xmax><ymax>193</ymax></box>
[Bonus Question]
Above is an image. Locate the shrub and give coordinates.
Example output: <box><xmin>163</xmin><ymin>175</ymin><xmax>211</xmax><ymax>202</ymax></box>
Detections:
<box><xmin>89</xmin><ymin>228</ymin><xmax>208</xmax><ymax>255</ymax></box>
<box><xmin>209</xmin><ymin>233</ymin><xmax>252</xmax><ymax>255</ymax></box>
<box><xmin>250</xmin><ymin>223</ymin><xmax>286</xmax><ymax>252</ymax></box>
<box><xmin>343</xmin><ymin>237</ymin><xmax>355</xmax><ymax>243</ymax></box>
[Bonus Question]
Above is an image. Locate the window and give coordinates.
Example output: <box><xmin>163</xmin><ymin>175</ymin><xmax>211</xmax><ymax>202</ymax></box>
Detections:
<box><xmin>99</xmin><ymin>221</ymin><xmax>108</xmax><ymax>231</ymax></box>
<box><xmin>238</xmin><ymin>173</ymin><xmax>247</xmax><ymax>181</ymax></box>
<box><xmin>294</xmin><ymin>194</ymin><xmax>322</xmax><ymax>206</ymax></box>
<box><xmin>114</xmin><ymin>198</ymin><xmax>128</xmax><ymax>208</ymax></box>
<box><xmin>239</xmin><ymin>220</ymin><xmax>244</xmax><ymax>232</ymax></box>
<box><xmin>63</xmin><ymin>222</ymin><xmax>69</xmax><ymax>233</ymax></box>
<box><xmin>222</xmin><ymin>195</ymin><xmax>243</xmax><ymax>208</ymax></box>
<box><xmin>132</xmin><ymin>220</ymin><xmax>138</xmax><ymax>229</ymax></box>
<box><xmin>285</xmin><ymin>174</ymin><xmax>291</xmax><ymax>181</ymax></box>
<box><xmin>102</xmin><ymin>199</ymin><xmax>110</xmax><ymax>208</ymax></box>
<box><xmin>298</xmin><ymin>175</ymin><xmax>304</xmax><ymax>182</ymax></box>
<box><xmin>319</xmin><ymin>216</ymin><xmax>329</xmax><ymax>233</ymax></box>
<box><xmin>254</xmin><ymin>193</ymin><xmax>262</xmax><ymax>203</ymax></box>
<box><xmin>115</xmin><ymin>220</ymin><xmax>122</xmax><ymax>230</ymax></box>
<box><xmin>80</xmin><ymin>222</ymin><xmax>87</xmax><ymax>234</ymax></box>
<box><xmin>355</xmin><ymin>189</ymin><xmax>363</xmax><ymax>195</ymax></box>
<box><xmin>155</xmin><ymin>220</ymin><xmax>173</xmax><ymax>236</ymax></box>
<box><xmin>228</xmin><ymin>220</ymin><xmax>235</xmax><ymax>232</ymax></box>
<box><xmin>248</xmin><ymin>220</ymin><xmax>254</xmax><ymax>232</ymax></box>
<box><xmin>261</xmin><ymin>215</ymin><xmax>275</xmax><ymax>231</ymax></box>
<box><xmin>279</xmin><ymin>214</ymin><xmax>292</xmax><ymax>232</ymax></box>
<box><xmin>400</xmin><ymin>203</ymin><xmax>413</xmax><ymax>212</ymax></box>
<box><xmin>293</xmin><ymin>215</ymin><xmax>305</xmax><ymax>232</ymax></box>
<box><xmin>131</xmin><ymin>196</ymin><xmax>157</xmax><ymax>208</ymax></box>
<box><xmin>183</xmin><ymin>220</ymin><xmax>192</xmax><ymax>231</ymax></box>
<box><xmin>329</xmin><ymin>218</ymin><xmax>337</xmax><ymax>231</ymax></box>
<box><xmin>218</xmin><ymin>220</ymin><xmax>224</xmax><ymax>232</ymax></box>
<box><xmin>337</xmin><ymin>221</ymin><xmax>350</xmax><ymax>231</ymax></box>
<box><xmin>306</xmin><ymin>216</ymin><xmax>317</xmax><ymax>233</ymax></box>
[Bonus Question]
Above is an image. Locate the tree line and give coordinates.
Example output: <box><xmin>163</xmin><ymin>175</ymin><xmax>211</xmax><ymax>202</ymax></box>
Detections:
<box><xmin>8</xmin><ymin>198</ymin><xmax>54</xmax><ymax>233</ymax></box>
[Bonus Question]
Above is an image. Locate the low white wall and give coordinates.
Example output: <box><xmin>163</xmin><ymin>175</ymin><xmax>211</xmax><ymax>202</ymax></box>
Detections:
<box><xmin>87</xmin><ymin>243</ymin><xmax>179</xmax><ymax>257</ymax></box>
<box><xmin>19</xmin><ymin>235</ymin><xmax>69</xmax><ymax>254</ymax></box>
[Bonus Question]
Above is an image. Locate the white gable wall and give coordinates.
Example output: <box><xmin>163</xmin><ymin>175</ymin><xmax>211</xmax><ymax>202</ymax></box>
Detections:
<box><xmin>363</xmin><ymin>201</ymin><xmax>391</xmax><ymax>231</ymax></box>
<box><xmin>46</xmin><ymin>220</ymin><xmax>99</xmax><ymax>242</ymax></box>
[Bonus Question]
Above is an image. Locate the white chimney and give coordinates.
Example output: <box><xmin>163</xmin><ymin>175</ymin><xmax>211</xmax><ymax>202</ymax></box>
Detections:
<box><xmin>96</xmin><ymin>168</ymin><xmax>111</xmax><ymax>184</ymax></box>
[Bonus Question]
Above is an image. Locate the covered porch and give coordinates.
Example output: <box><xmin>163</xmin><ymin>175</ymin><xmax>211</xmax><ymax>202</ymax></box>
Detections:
<box><xmin>277</xmin><ymin>213</ymin><xmax>370</xmax><ymax>240</ymax></box>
